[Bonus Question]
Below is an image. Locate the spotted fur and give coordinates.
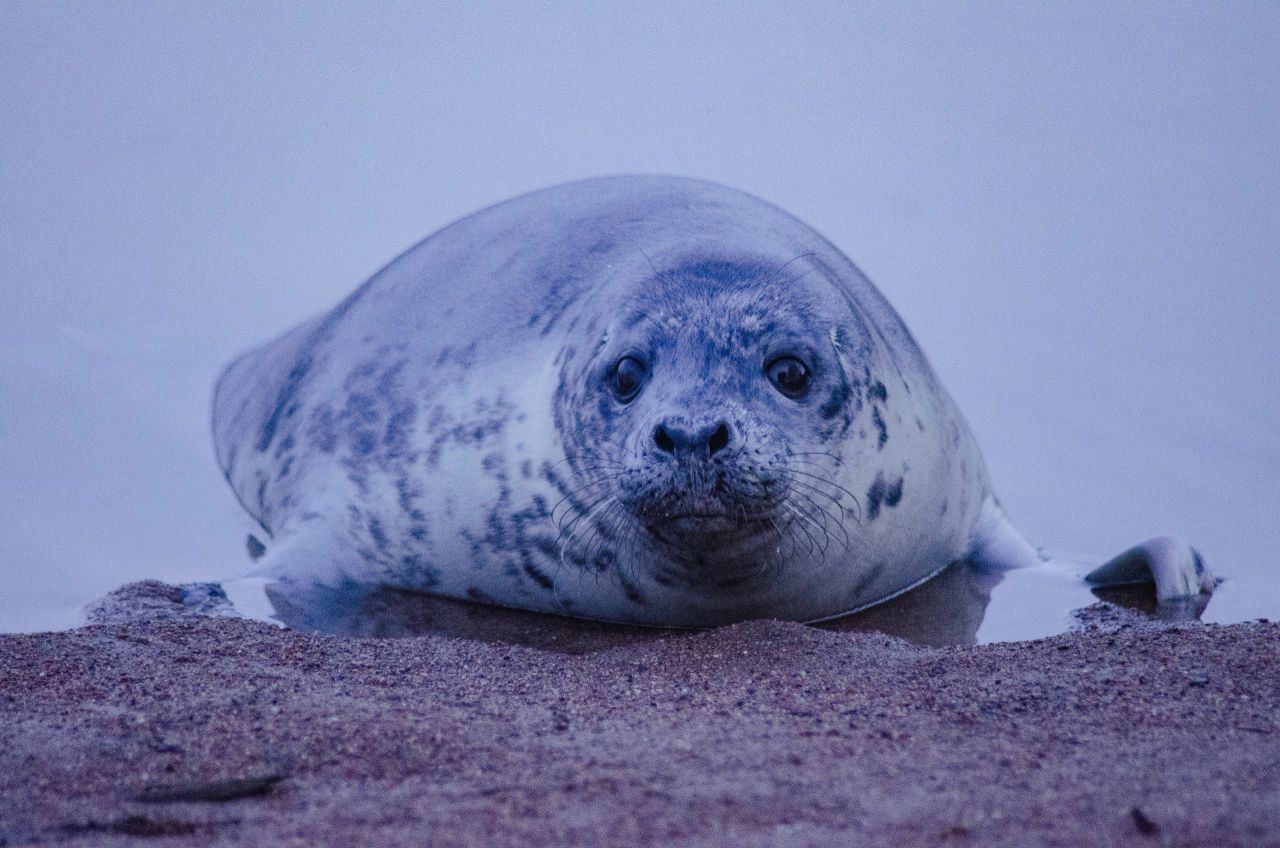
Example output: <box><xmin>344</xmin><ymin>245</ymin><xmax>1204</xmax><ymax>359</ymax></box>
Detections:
<box><xmin>213</xmin><ymin>176</ymin><xmax>993</xmax><ymax>627</ymax></box>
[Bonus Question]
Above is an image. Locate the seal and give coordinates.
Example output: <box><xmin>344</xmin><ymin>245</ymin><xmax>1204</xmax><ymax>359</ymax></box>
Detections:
<box><xmin>211</xmin><ymin>176</ymin><xmax>1213</xmax><ymax>628</ymax></box>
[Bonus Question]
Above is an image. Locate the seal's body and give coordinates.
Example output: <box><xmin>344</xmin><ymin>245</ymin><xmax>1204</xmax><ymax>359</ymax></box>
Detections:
<box><xmin>213</xmin><ymin>176</ymin><xmax>1211</xmax><ymax>628</ymax></box>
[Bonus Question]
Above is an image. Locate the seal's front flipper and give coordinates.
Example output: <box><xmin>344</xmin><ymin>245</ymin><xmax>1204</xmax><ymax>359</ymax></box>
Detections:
<box><xmin>966</xmin><ymin>497</ymin><xmax>1044</xmax><ymax>573</ymax></box>
<box><xmin>187</xmin><ymin>524</ymin><xmax>382</xmax><ymax>630</ymax></box>
<box><xmin>1085</xmin><ymin>536</ymin><xmax>1215</xmax><ymax>603</ymax></box>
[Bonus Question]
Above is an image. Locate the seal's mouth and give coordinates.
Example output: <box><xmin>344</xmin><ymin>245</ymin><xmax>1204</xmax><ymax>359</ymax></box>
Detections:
<box><xmin>660</xmin><ymin>511</ymin><xmax>733</xmax><ymax>521</ymax></box>
<box><xmin>646</xmin><ymin>509</ymin><xmax>777</xmax><ymax>544</ymax></box>
<box><xmin>656</xmin><ymin>513</ymin><xmax>739</xmax><ymax>535</ymax></box>
<box><xmin>621</xmin><ymin>492</ymin><xmax>790</xmax><ymax>587</ymax></box>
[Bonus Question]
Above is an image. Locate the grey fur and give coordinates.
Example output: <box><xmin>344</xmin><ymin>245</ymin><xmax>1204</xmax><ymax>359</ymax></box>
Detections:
<box><xmin>213</xmin><ymin>176</ymin><xmax>1212</xmax><ymax>628</ymax></box>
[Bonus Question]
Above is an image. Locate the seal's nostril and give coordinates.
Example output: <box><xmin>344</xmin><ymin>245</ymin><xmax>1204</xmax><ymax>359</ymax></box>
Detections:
<box><xmin>708</xmin><ymin>422</ymin><xmax>730</xmax><ymax>455</ymax></box>
<box><xmin>654</xmin><ymin>424</ymin><xmax>676</xmax><ymax>454</ymax></box>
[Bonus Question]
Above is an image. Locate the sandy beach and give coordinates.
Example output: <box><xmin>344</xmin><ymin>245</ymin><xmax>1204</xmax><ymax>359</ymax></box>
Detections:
<box><xmin>1</xmin><ymin>581</ymin><xmax>1276</xmax><ymax>847</ymax></box>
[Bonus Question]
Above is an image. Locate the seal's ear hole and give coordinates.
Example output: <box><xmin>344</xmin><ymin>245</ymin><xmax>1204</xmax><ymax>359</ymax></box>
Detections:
<box><xmin>609</xmin><ymin>355</ymin><xmax>648</xmax><ymax>403</ymax></box>
<box><xmin>765</xmin><ymin>356</ymin><xmax>811</xmax><ymax>399</ymax></box>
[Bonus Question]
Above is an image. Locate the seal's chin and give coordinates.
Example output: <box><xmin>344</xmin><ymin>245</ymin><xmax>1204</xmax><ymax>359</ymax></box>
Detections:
<box><xmin>639</xmin><ymin>508</ymin><xmax>782</xmax><ymax>587</ymax></box>
<box><xmin>654</xmin><ymin>512</ymin><xmax>752</xmax><ymax>537</ymax></box>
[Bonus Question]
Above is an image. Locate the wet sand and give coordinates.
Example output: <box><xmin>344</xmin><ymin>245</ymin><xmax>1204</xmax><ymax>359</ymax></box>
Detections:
<box><xmin>1</xmin><ymin>581</ymin><xmax>1276</xmax><ymax>846</ymax></box>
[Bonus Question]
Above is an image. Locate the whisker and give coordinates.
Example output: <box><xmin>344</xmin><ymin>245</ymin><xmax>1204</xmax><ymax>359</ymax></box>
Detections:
<box><xmin>551</xmin><ymin>474</ymin><xmax>623</xmax><ymax>527</ymax></box>
<box><xmin>786</xmin><ymin>499</ymin><xmax>833</xmax><ymax>557</ymax></box>
<box><xmin>559</xmin><ymin>494</ymin><xmax>619</xmax><ymax>572</ymax></box>
<box><xmin>781</xmin><ymin>503</ymin><xmax>820</xmax><ymax>561</ymax></box>
<box><xmin>621</xmin><ymin>228</ymin><xmax>662</xmax><ymax>279</ymax></box>
<box><xmin>779</xmin><ymin>473</ymin><xmax>859</xmax><ymax>524</ymax></box>
<box><xmin>583</xmin><ymin>501</ymin><xmax>625</xmax><ymax>572</ymax></box>
<box><xmin>783</xmin><ymin>467</ymin><xmax>863</xmax><ymax>518</ymax></box>
<box><xmin>776</xmin><ymin>264</ymin><xmax>823</xmax><ymax>291</ymax></box>
<box><xmin>785</xmin><ymin>488</ymin><xmax>851</xmax><ymax>553</ymax></box>
<box><xmin>762</xmin><ymin>251</ymin><xmax>818</xmax><ymax>289</ymax></box>
<box><xmin>556</xmin><ymin>489</ymin><xmax>616</xmax><ymax>543</ymax></box>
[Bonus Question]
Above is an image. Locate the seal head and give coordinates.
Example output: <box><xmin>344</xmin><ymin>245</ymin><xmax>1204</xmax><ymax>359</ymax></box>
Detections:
<box><xmin>554</xmin><ymin>254</ymin><xmax>872</xmax><ymax>593</ymax></box>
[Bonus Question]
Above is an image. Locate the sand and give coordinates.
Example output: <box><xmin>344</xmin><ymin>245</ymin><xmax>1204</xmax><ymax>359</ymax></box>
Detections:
<box><xmin>1</xmin><ymin>581</ymin><xmax>1276</xmax><ymax>846</ymax></box>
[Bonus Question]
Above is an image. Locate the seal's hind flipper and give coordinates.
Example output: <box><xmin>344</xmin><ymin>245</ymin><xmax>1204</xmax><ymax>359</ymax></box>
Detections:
<box><xmin>1085</xmin><ymin>536</ymin><xmax>1215</xmax><ymax>602</ymax></box>
<box><xmin>179</xmin><ymin>581</ymin><xmax>242</xmax><ymax>617</ymax></box>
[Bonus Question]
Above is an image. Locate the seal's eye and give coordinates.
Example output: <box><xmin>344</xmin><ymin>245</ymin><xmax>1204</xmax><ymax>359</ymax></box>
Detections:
<box><xmin>610</xmin><ymin>356</ymin><xmax>648</xmax><ymax>403</ymax></box>
<box><xmin>766</xmin><ymin>356</ymin><xmax>810</xmax><ymax>398</ymax></box>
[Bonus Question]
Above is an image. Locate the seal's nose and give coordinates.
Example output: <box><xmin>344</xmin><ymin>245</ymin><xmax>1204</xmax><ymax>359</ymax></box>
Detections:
<box><xmin>653</xmin><ymin>420</ymin><xmax>731</xmax><ymax>458</ymax></box>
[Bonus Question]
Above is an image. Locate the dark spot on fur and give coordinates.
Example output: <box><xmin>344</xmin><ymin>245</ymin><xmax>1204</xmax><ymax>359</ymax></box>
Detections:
<box><xmin>523</xmin><ymin>563</ymin><xmax>555</xmax><ymax>590</ymax></box>
<box><xmin>847</xmin><ymin>564</ymin><xmax>884</xmax><ymax>598</ymax></box>
<box><xmin>819</xmin><ymin>381</ymin><xmax>850</xmax><ymax>419</ymax></box>
<box><xmin>619</xmin><ymin>576</ymin><xmax>646</xmax><ymax>605</ymax></box>
<box><xmin>257</xmin><ymin>357</ymin><xmax>312</xmax><ymax>452</ymax></box>
<box><xmin>866</xmin><ymin>473</ymin><xmax>905</xmax><ymax>521</ymax></box>
<box><xmin>274</xmin><ymin>433</ymin><xmax>295</xmax><ymax>459</ymax></box>
<box><xmin>396</xmin><ymin>478</ymin><xmax>418</xmax><ymax>514</ymax></box>
<box><xmin>486</xmin><ymin>511</ymin><xmax>508</xmax><ymax>549</ymax></box>
<box><xmin>351</xmin><ymin>430</ymin><xmax>376</xmax><ymax>455</ymax></box>
<box><xmin>592</xmin><ymin>548</ymin><xmax>615</xmax><ymax>572</ymax></box>
<box><xmin>383</xmin><ymin>402</ymin><xmax>416</xmax><ymax>453</ymax></box>
<box><xmin>347</xmin><ymin>393</ymin><xmax>379</xmax><ymax>424</ymax></box>
<box><xmin>308</xmin><ymin>405</ymin><xmax>338</xmax><ymax>453</ymax></box>
<box><xmin>367</xmin><ymin>516</ymin><xmax>390</xmax><ymax>554</ymax></box>
<box><xmin>532</xmin><ymin>535</ymin><xmax>561</xmax><ymax>561</ymax></box>
<box><xmin>398</xmin><ymin>553</ymin><xmax>440</xmax><ymax>588</ymax></box>
<box><xmin>530</xmin><ymin>494</ymin><xmax>550</xmax><ymax>519</ymax></box>
<box><xmin>872</xmin><ymin>407</ymin><xmax>889</xmax><ymax>450</ymax></box>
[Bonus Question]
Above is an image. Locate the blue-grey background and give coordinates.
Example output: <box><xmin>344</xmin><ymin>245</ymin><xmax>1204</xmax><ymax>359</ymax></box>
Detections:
<box><xmin>2</xmin><ymin>3</ymin><xmax>1276</xmax><ymax>633</ymax></box>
